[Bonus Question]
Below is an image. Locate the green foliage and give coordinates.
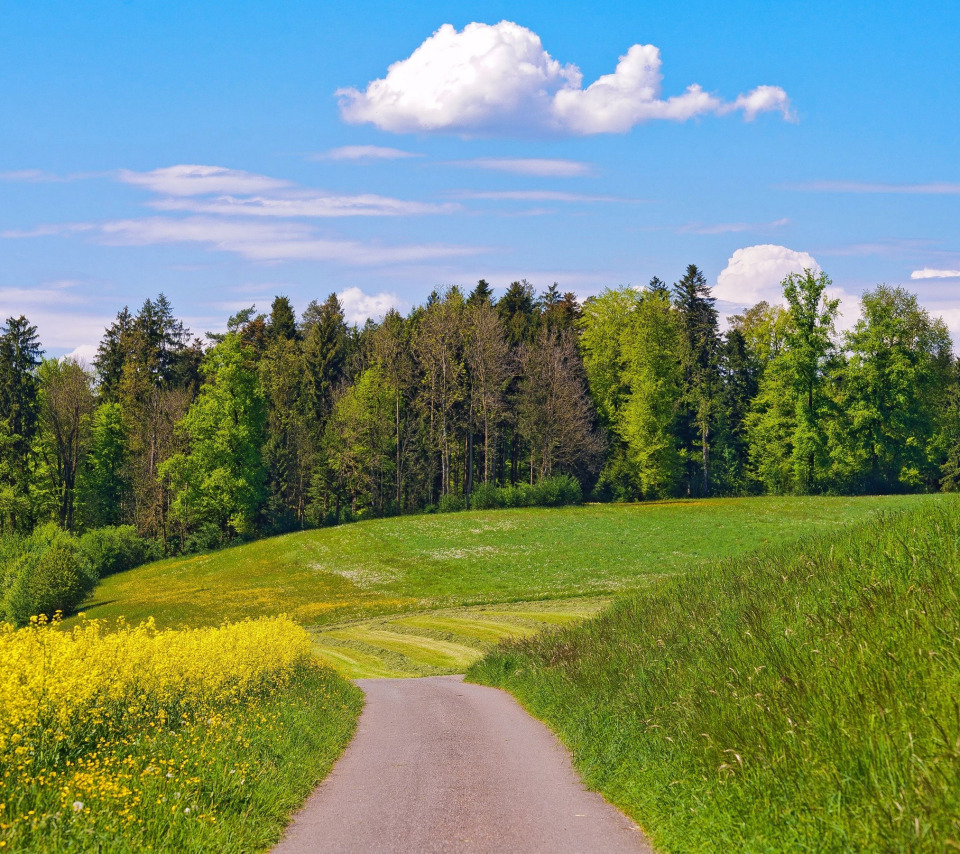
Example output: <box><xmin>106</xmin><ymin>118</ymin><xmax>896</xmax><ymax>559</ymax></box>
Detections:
<box><xmin>161</xmin><ymin>333</ymin><xmax>267</xmax><ymax>540</ymax></box>
<box><xmin>77</xmin><ymin>402</ymin><xmax>129</xmax><ymax>528</ymax></box>
<box><xmin>77</xmin><ymin>525</ymin><xmax>158</xmax><ymax>577</ymax></box>
<box><xmin>838</xmin><ymin>285</ymin><xmax>953</xmax><ymax>492</ymax></box>
<box><xmin>579</xmin><ymin>286</ymin><xmax>681</xmax><ymax>500</ymax></box>
<box><xmin>470</xmin><ymin>498</ymin><xmax>960</xmax><ymax>852</ymax></box>
<box><xmin>2</xmin><ymin>523</ymin><xmax>97</xmax><ymax>625</ymax></box>
<box><xmin>463</xmin><ymin>475</ymin><xmax>582</xmax><ymax>511</ymax></box>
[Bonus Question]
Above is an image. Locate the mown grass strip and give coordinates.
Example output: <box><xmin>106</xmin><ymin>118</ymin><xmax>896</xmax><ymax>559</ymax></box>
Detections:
<box><xmin>312</xmin><ymin>596</ymin><xmax>615</xmax><ymax>678</ymax></box>
<box><xmin>469</xmin><ymin>500</ymin><xmax>960</xmax><ymax>852</ymax></box>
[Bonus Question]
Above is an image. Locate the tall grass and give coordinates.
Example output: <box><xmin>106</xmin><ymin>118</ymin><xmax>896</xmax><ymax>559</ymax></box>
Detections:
<box><xmin>470</xmin><ymin>499</ymin><xmax>960</xmax><ymax>851</ymax></box>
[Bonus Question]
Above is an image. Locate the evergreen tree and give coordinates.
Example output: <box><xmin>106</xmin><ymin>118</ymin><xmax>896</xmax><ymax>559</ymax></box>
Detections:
<box><xmin>268</xmin><ymin>295</ymin><xmax>298</xmax><ymax>342</ymax></box>
<box><xmin>673</xmin><ymin>265</ymin><xmax>720</xmax><ymax>496</ymax></box>
<box><xmin>497</xmin><ymin>280</ymin><xmax>537</xmax><ymax>346</ymax></box>
<box><xmin>0</xmin><ymin>316</ymin><xmax>43</xmax><ymax>532</ymax></box>
<box><xmin>467</xmin><ymin>279</ymin><xmax>494</xmax><ymax>307</ymax></box>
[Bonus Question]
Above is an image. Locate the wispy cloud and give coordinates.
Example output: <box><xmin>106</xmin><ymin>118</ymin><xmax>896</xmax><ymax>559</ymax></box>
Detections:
<box><xmin>149</xmin><ymin>193</ymin><xmax>459</xmax><ymax>218</ymax></box>
<box><xmin>786</xmin><ymin>180</ymin><xmax>960</xmax><ymax>195</ymax></box>
<box><xmin>912</xmin><ymin>268</ymin><xmax>960</xmax><ymax>279</ymax></box>
<box><xmin>0</xmin><ymin>169</ymin><xmax>103</xmax><ymax>183</ymax></box>
<box><xmin>86</xmin><ymin>216</ymin><xmax>482</xmax><ymax>265</ymax></box>
<box><xmin>451</xmin><ymin>157</ymin><xmax>594</xmax><ymax>177</ymax></box>
<box><xmin>678</xmin><ymin>217</ymin><xmax>788</xmax><ymax>235</ymax></box>
<box><xmin>456</xmin><ymin>189</ymin><xmax>638</xmax><ymax>203</ymax></box>
<box><xmin>0</xmin><ymin>223</ymin><xmax>96</xmax><ymax>238</ymax></box>
<box><xmin>118</xmin><ymin>165</ymin><xmax>292</xmax><ymax>196</ymax></box>
<box><xmin>814</xmin><ymin>238</ymin><xmax>938</xmax><ymax>258</ymax></box>
<box><xmin>316</xmin><ymin>145</ymin><xmax>422</xmax><ymax>161</ymax></box>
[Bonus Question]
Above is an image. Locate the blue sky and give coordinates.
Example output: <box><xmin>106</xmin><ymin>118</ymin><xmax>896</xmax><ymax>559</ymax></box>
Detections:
<box><xmin>2</xmin><ymin>0</ymin><xmax>959</xmax><ymax>358</ymax></box>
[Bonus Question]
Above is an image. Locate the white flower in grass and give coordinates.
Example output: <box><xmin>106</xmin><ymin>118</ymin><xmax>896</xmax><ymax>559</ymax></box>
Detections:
<box><xmin>72</xmin><ymin>801</ymin><xmax>84</xmax><ymax>812</ymax></box>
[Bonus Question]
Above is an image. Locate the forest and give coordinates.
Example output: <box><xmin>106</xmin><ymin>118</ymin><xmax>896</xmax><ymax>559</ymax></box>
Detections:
<box><xmin>2</xmin><ymin>265</ymin><xmax>959</xmax><ymax>558</ymax></box>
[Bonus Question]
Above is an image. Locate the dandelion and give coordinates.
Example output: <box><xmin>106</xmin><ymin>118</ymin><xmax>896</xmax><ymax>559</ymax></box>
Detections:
<box><xmin>72</xmin><ymin>801</ymin><xmax>84</xmax><ymax>812</ymax></box>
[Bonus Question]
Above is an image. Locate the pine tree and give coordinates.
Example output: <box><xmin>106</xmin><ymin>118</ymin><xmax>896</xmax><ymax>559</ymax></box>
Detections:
<box><xmin>673</xmin><ymin>265</ymin><xmax>720</xmax><ymax>496</ymax></box>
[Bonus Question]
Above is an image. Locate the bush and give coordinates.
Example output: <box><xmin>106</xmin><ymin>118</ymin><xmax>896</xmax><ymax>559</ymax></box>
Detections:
<box><xmin>78</xmin><ymin>525</ymin><xmax>158</xmax><ymax>577</ymax></box>
<box><xmin>437</xmin><ymin>493</ymin><xmax>466</xmax><ymax>513</ymax></box>
<box><xmin>466</xmin><ymin>475</ymin><xmax>583</xmax><ymax>511</ymax></box>
<box><xmin>3</xmin><ymin>525</ymin><xmax>97</xmax><ymax>625</ymax></box>
<box><xmin>469</xmin><ymin>483</ymin><xmax>502</xmax><ymax>510</ymax></box>
<box><xmin>182</xmin><ymin>522</ymin><xmax>225</xmax><ymax>555</ymax></box>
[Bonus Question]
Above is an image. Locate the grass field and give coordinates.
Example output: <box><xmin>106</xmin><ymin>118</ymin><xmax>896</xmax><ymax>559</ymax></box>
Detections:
<box><xmin>79</xmin><ymin>495</ymin><xmax>935</xmax><ymax>635</ymax></box>
<box><xmin>469</xmin><ymin>497</ymin><xmax>960</xmax><ymax>852</ymax></box>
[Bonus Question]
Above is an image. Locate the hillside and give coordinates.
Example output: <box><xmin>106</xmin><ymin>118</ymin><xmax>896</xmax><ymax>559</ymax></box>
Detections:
<box><xmin>77</xmin><ymin>494</ymin><xmax>940</xmax><ymax>678</ymax></box>
<box><xmin>469</xmin><ymin>497</ymin><xmax>960</xmax><ymax>851</ymax></box>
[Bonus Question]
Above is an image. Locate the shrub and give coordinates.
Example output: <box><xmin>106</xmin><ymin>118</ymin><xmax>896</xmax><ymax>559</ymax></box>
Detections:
<box><xmin>3</xmin><ymin>525</ymin><xmax>97</xmax><ymax>625</ymax></box>
<box><xmin>437</xmin><ymin>493</ymin><xmax>466</xmax><ymax>513</ymax></box>
<box><xmin>78</xmin><ymin>525</ymin><xmax>158</xmax><ymax>577</ymax></box>
<box><xmin>469</xmin><ymin>483</ymin><xmax>502</xmax><ymax>510</ymax></box>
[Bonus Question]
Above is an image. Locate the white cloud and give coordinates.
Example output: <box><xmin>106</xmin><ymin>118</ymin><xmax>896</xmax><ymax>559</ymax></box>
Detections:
<box><xmin>0</xmin><ymin>286</ymin><xmax>110</xmax><ymax>355</ymax></box>
<box><xmin>118</xmin><ymin>165</ymin><xmax>291</xmax><ymax>196</ymax></box>
<box><xmin>715</xmin><ymin>244</ymin><xmax>863</xmax><ymax>333</ymax></box>
<box><xmin>1</xmin><ymin>223</ymin><xmax>95</xmax><ymax>238</ymax></box>
<box><xmin>715</xmin><ymin>244</ymin><xmax>820</xmax><ymax>304</ymax></box>
<box><xmin>911</xmin><ymin>268</ymin><xmax>960</xmax><ymax>279</ymax></box>
<box><xmin>63</xmin><ymin>344</ymin><xmax>98</xmax><ymax>366</ymax></box>
<box><xmin>453</xmin><ymin>157</ymin><xmax>593</xmax><ymax>177</ymax></box>
<box><xmin>150</xmin><ymin>193</ymin><xmax>458</xmax><ymax>218</ymax></box>
<box><xmin>679</xmin><ymin>217</ymin><xmax>788</xmax><ymax>235</ymax></box>
<box><xmin>93</xmin><ymin>216</ymin><xmax>480</xmax><ymax>265</ymax></box>
<box><xmin>337</xmin><ymin>287</ymin><xmax>408</xmax><ymax>324</ymax></box>
<box><xmin>456</xmin><ymin>189</ymin><xmax>634</xmax><ymax>203</ymax></box>
<box><xmin>337</xmin><ymin>21</ymin><xmax>792</xmax><ymax>135</ymax></box>
<box><xmin>788</xmin><ymin>181</ymin><xmax>960</xmax><ymax>195</ymax></box>
<box><xmin>318</xmin><ymin>145</ymin><xmax>421</xmax><ymax>161</ymax></box>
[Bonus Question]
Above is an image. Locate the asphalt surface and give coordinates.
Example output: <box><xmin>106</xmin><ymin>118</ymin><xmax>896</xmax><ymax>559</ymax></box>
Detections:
<box><xmin>273</xmin><ymin>674</ymin><xmax>651</xmax><ymax>854</ymax></box>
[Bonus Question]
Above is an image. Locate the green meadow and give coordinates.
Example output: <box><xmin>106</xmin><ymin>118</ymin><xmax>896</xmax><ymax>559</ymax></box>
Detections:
<box><xmin>82</xmin><ymin>494</ymin><xmax>930</xmax><ymax>631</ymax></box>
<box><xmin>76</xmin><ymin>494</ymin><xmax>936</xmax><ymax>679</ymax></box>
<box><xmin>470</xmin><ymin>497</ymin><xmax>960</xmax><ymax>852</ymax></box>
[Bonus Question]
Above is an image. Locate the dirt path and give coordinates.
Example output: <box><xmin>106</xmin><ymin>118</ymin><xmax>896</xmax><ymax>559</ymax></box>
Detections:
<box><xmin>273</xmin><ymin>675</ymin><xmax>651</xmax><ymax>854</ymax></box>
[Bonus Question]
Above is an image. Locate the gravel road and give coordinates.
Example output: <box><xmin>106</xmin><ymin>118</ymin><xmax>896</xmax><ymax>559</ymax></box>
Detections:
<box><xmin>273</xmin><ymin>674</ymin><xmax>652</xmax><ymax>854</ymax></box>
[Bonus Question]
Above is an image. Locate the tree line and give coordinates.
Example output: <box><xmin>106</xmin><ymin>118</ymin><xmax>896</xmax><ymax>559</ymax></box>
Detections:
<box><xmin>1</xmin><ymin>268</ymin><xmax>958</xmax><ymax>553</ymax></box>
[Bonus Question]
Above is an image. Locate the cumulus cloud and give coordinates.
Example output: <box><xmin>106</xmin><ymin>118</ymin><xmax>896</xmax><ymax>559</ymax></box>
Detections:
<box><xmin>338</xmin><ymin>287</ymin><xmax>409</xmax><ymax>324</ymax></box>
<box><xmin>715</xmin><ymin>244</ymin><xmax>820</xmax><ymax>304</ymax></box>
<box><xmin>337</xmin><ymin>21</ymin><xmax>792</xmax><ymax>135</ymax></box>
<box><xmin>118</xmin><ymin>165</ymin><xmax>292</xmax><ymax>196</ymax></box>
<box><xmin>911</xmin><ymin>268</ymin><xmax>960</xmax><ymax>279</ymax></box>
<box><xmin>715</xmin><ymin>244</ymin><xmax>862</xmax><ymax>332</ymax></box>
<box><xmin>453</xmin><ymin>157</ymin><xmax>593</xmax><ymax>177</ymax></box>
<box><xmin>318</xmin><ymin>145</ymin><xmax>422</xmax><ymax>161</ymax></box>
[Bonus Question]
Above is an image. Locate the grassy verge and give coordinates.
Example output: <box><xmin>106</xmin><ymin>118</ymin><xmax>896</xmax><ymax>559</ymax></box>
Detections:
<box><xmin>1</xmin><ymin>617</ymin><xmax>362</xmax><ymax>853</ymax></box>
<box><xmin>77</xmin><ymin>495</ymin><xmax>937</xmax><ymax>629</ymax></box>
<box><xmin>469</xmin><ymin>499</ymin><xmax>960</xmax><ymax>852</ymax></box>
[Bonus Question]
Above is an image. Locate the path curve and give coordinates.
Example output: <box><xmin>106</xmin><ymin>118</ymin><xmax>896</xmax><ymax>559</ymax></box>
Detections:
<box><xmin>273</xmin><ymin>675</ymin><xmax>651</xmax><ymax>854</ymax></box>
